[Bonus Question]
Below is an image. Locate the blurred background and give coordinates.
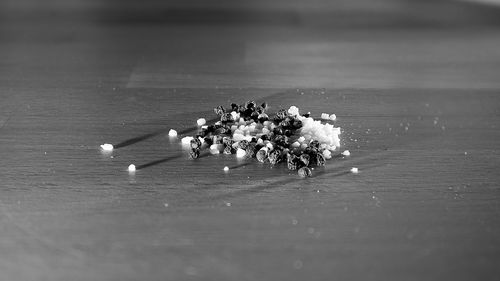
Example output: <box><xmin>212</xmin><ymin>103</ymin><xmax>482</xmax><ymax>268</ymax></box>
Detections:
<box><xmin>1</xmin><ymin>0</ymin><xmax>500</xmax><ymax>89</ymax></box>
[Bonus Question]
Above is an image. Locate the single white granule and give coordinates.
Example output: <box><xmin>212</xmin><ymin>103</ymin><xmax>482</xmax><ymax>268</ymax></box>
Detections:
<box><xmin>342</xmin><ymin>150</ymin><xmax>351</xmax><ymax>156</ymax></box>
<box><xmin>329</xmin><ymin>114</ymin><xmax>337</xmax><ymax>121</ymax></box>
<box><xmin>100</xmin><ymin>143</ymin><xmax>114</xmax><ymax>151</ymax></box>
<box><xmin>233</xmin><ymin>133</ymin><xmax>245</xmax><ymax>142</ymax></box>
<box><xmin>128</xmin><ymin>164</ymin><xmax>136</xmax><ymax>172</ymax></box>
<box><xmin>197</xmin><ymin>118</ymin><xmax>206</xmax><ymax>126</ymax></box>
<box><xmin>297</xmin><ymin>136</ymin><xmax>306</xmax><ymax>143</ymax></box>
<box><xmin>321</xmin><ymin>113</ymin><xmax>330</xmax><ymax>120</ymax></box>
<box><xmin>181</xmin><ymin>136</ymin><xmax>194</xmax><ymax>145</ymax></box>
<box><xmin>288</xmin><ymin>106</ymin><xmax>300</xmax><ymax>116</ymax></box>
<box><xmin>230</xmin><ymin>111</ymin><xmax>239</xmax><ymax>121</ymax></box>
<box><xmin>223</xmin><ymin>166</ymin><xmax>229</xmax><ymax>172</ymax></box>
<box><xmin>322</xmin><ymin>149</ymin><xmax>332</xmax><ymax>159</ymax></box>
<box><xmin>236</xmin><ymin>148</ymin><xmax>246</xmax><ymax>158</ymax></box>
<box><xmin>291</xmin><ymin>141</ymin><xmax>300</xmax><ymax>148</ymax></box>
<box><xmin>350</xmin><ymin>167</ymin><xmax>359</xmax><ymax>173</ymax></box>
<box><xmin>210</xmin><ymin>144</ymin><xmax>223</xmax><ymax>154</ymax></box>
<box><xmin>168</xmin><ymin>129</ymin><xmax>178</xmax><ymax>137</ymax></box>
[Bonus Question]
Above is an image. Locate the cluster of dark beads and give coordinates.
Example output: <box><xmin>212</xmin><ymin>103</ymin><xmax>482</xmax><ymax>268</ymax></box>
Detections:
<box><xmin>187</xmin><ymin>101</ymin><xmax>330</xmax><ymax>177</ymax></box>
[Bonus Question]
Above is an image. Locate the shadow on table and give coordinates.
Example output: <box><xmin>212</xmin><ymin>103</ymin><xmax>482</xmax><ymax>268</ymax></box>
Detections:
<box><xmin>113</xmin><ymin>91</ymin><xmax>288</xmax><ymax>149</ymax></box>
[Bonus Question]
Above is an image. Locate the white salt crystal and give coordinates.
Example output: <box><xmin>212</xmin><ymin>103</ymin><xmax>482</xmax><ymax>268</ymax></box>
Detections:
<box><xmin>100</xmin><ymin>143</ymin><xmax>114</xmax><ymax>151</ymax></box>
<box><xmin>196</xmin><ymin>118</ymin><xmax>206</xmax><ymax>126</ymax></box>
<box><xmin>266</xmin><ymin>143</ymin><xmax>274</xmax><ymax>150</ymax></box>
<box><xmin>342</xmin><ymin>150</ymin><xmax>351</xmax><ymax>156</ymax></box>
<box><xmin>236</xmin><ymin>148</ymin><xmax>246</xmax><ymax>158</ymax></box>
<box><xmin>233</xmin><ymin>133</ymin><xmax>245</xmax><ymax>142</ymax></box>
<box><xmin>288</xmin><ymin>106</ymin><xmax>300</xmax><ymax>116</ymax></box>
<box><xmin>298</xmin><ymin>136</ymin><xmax>306</xmax><ymax>143</ymax></box>
<box><xmin>128</xmin><ymin>164</ymin><xmax>136</xmax><ymax>172</ymax></box>
<box><xmin>230</xmin><ymin>111</ymin><xmax>239</xmax><ymax>121</ymax></box>
<box><xmin>322</xmin><ymin>149</ymin><xmax>332</xmax><ymax>159</ymax></box>
<box><xmin>350</xmin><ymin>167</ymin><xmax>359</xmax><ymax>173</ymax></box>
<box><xmin>210</xmin><ymin>144</ymin><xmax>222</xmax><ymax>154</ymax></box>
<box><xmin>321</xmin><ymin>113</ymin><xmax>330</xmax><ymax>120</ymax></box>
<box><xmin>329</xmin><ymin>114</ymin><xmax>337</xmax><ymax>121</ymax></box>
<box><xmin>223</xmin><ymin>166</ymin><xmax>229</xmax><ymax>172</ymax></box>
<box><xmin>168</xmin><ymin>129</ymin><xmax>178</xmax><ymax>137</ymax></box>
<box><xmin>181</xmin><ymin>136</ymin><xmax>194</xmax><ymax>145</ymax></box>
<box><xmin>291</xmin><ymin>141</ymin><xmax>300</xmax><ymax>148</ymax></box>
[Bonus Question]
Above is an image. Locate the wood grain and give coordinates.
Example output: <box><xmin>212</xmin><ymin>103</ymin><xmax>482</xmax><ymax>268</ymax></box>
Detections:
<box><xmin>1</xmin><ymin>1</ymin><xmax>500</xmax><ymax>281</ymax></box>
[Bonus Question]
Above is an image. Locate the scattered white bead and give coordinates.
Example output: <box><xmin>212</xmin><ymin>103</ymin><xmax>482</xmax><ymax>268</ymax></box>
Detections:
<box><xmin>291</xmin><ymin>141</ymin><xmax>300</xmax><ymax>148</ymax></box>
<box><xmin>168</xmin><ymin>129</ymin><xmax>178</xmax><ymax>137</ymax></box>
<box><xmin>230</xmin><ymin>111</ymin><xmax>239</xmax><ymax>121</ymax></box>
<box><xmin>350</xmin><ymin>167</ymin><xmax>359</xmax><ymax>173</ymax></box>
<box><xmin>100</xmin><ymin>143</ymin><xmax>114</xmax><ymax>151</ymax></box>
<box><xmin>329</xmin><ymin>114</ymin><xmax>337</xmax><ymax>121</ymax></box>
<box><xmin>223</xmin><ymin>166</ymin><xmax>229</xmax><ymax>172</ymax></box>
<box><xmin>321</xmin><ymin>113</ymin><xmax>330</xmax><ymax>120</ymax></box>
<box><xmin>288</xmin><ymin>106</ymin><xmax>300</xmax><ymax>116</ymax></box>
<box><xmin>322</xmin><ymin>149</ymin><xmax>332</xmax><ymax>159</ymax></box>
<box><xmin>196</xmin><ymin>118</ymin><xmax>206</xmax><ymax>126</ymax></box>
<box><xmin>210</xmin><ymin>144</ymin><xmax>223</xmax><ymax>154</ymax></box>
<box><xmin>236</xmin><ymin>148</ymin><xmax>247</xmax><ymax>158</ymax></box>
<box><xmin>342</xmin><ymin>150</ymin><xmax>351</xmax><ymax>156</ymax></box>
<box><xmin>181</xmin><ymin>136</ymin><xmax>194</xmax><ymax>145</ymax></box>
<box><xmin>128</xmin><ymin>164</ymin><xmax>136</xmax><ymax>172</ymax></box>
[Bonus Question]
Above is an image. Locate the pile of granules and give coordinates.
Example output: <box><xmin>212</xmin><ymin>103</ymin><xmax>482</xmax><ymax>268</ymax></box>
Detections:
<box><xmin>178</xmin><ymin>101</ymin><xmax>341</xmax><ymax>177</ymax></box>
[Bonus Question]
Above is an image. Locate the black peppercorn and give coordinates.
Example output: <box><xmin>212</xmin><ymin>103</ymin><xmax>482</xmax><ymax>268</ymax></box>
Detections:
<box><xmin>256</xmin><ymin>149</ymin><xmax>267</xmax><ymax>162</ymax></box>
<box><xmin>214</xmin><ymin>105</ymin><xmax>225</xmax><ymax>116</ymax></box>
<box><xmin>298</xmin><ymin>167</ymin><xmax>312</xmax><ymax>178</ymax></box>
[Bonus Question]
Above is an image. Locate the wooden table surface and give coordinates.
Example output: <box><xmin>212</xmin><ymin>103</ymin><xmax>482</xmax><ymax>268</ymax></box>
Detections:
<box><xmin>1</xmin><ymin>1</ymin><xmax>500</xmax><ymax>280</ymax></box>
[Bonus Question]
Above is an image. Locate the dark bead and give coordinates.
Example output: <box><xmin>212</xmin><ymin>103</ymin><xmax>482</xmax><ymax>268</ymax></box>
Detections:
<box><xmin>231</xmin><ymin>103</ymin><xmax>239</xmax><ymax>112</ymax></box>
<box><xmin>287</xmin><ymin>161</ymin><xmax>298</xmax><ymax>170</ymax></box>
<box><xmin>309</xmin><ymin>140</ymin><xmax>320</xmax><ymax>150</ymax></box>
<box><xmin>299</xmin><ymin>154</ymin><xmax>310</xmax><ymax>167</ymax></box>
<box><xmin>276</xmin><ymin>109</ymin><xmax>287</xmax><ymax>120</ymax></box>
<box><xmin>273</xmin><ymin>127</ymin><xmax>284</xmax><ymax>136</ymax></box>
<box><xmin>256</xmin><ymin>149</ymin><xmax>267</xmax><ymax>162</ymax></box>
<box><xmin>190</xmin><ymin>138</ymin><xmax>202</xmax><ymax>149</ymax></box>
<box><xmin>298</xmin><ymin>167</ymin><xmax>312</xmax><ymax>178</ymax></box>
<box><xmin>315</xmin><ymin>153</ymin><xmax>326</xmax><ymax>166</ymax></box>
<box><xmin>204</xmin><ymin>137</ymin><xmax>213</xmax><ymax>146</ymax></box>
<box><xmin>223</xmin><ymin>146</ymin><xmax>234</xmax><ymax>154</ymax></box>
<box><xmin>279</xmin><ymin>119</ymin><xmax>291</xmax><ymax>128</ymax></box>
<box><xmin>293</xmin><ymin>120</ymin><xmax>302</xmax><ymax>128</ymax></box>
<box><xmin>189</xmin><ymin>149</ymin><xmax>200</xmax><ymax>159</ymax></box>
<box><xmin>245</xmin><ymin>101</ymin><xmax>256</xmax><ymax>109</ymax></box>
<box><xmin>237</xmin><ymin>140</ymin><xmax>249</xmax><ymax>150</ymax></box>
<box><xmin>221</xmin><ymin>113</ymin><xmax>234</xmax><ymax>123</ymax></box>
<box><xmin>245</xmin><ymin>144</ymin><xmax>256</xmax><ymax>158</ymax></box>
<box><xmin>214</xmin><ymin>105</ymin><xmax>225</xmax><ymax>116</ymax></box>
<box><xmin>268</xmin><ymin>150</ymin><xmax>282</xmax><ymax>165</ymax></box>
<box><xmin>257</xmin><ymin>113</ymin><xmax>269</xmax><ymax>123</ymax></box>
